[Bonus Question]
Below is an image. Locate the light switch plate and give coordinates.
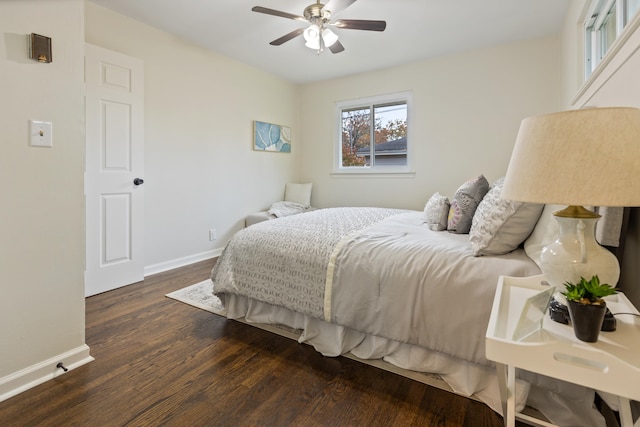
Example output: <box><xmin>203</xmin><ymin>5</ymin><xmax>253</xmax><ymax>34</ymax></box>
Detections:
<box><xmin>29</xmin><ymin>120</ymin><xmax>53</xmax><ymax>147</ymax></box>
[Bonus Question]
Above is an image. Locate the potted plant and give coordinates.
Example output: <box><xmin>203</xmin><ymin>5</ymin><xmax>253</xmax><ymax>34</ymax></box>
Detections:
<box><xmin>562</xmin><ymin>275</ymin><xmax>618</xmax><ymax>342</ymax></box>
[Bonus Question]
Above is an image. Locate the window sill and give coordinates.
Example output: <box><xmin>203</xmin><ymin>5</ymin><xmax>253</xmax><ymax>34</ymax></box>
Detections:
<box><xmin>330</xmin><ymin>170</ymin><xmax>416</xmax><ymax>178</ymax></box>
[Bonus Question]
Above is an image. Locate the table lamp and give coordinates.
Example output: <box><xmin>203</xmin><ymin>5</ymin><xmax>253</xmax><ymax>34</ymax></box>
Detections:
<box><xmin>501</xmin><ymin>107</ymin><xmax>640</xmax><ymax>289</ymax></box>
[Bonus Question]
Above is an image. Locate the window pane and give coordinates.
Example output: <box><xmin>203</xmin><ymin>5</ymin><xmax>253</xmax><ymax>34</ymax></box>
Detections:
<box><xmin>601</xmin><ymin>5</ymin><xmax>617</xmax><ymax>58</ymax></box>
<box><xmin>341</xmin><ymin>107</ymin><xmax>370</xmax><ymax>167</ymax></box>
<box><xmin>585</xmin><ymin>25</ymin><xmax>594</xmax><ymax>79</ymax></box>
<box><xmin>373</xmin><ymin>102</ymin><xmax>408</xmax><ymax>166</ymax></box>
<box><xmin>336</xmin><ymin>92</ymin><xmax>411</xmax><ymax>173</ymax></box>
<box><xmin>629</xmin><ymin>0</ymin><xmax>640</xmax><ymax>20</ymax></box>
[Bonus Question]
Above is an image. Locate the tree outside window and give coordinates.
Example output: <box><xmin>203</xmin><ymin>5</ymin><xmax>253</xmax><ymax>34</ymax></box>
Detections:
<box><xmin>340</xmin><ymin>101</ymin><xmax>408</xmax><ymax>168</ymax></box>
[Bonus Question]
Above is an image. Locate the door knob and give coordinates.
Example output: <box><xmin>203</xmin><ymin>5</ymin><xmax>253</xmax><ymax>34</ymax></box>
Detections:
<box><xmin>133</xmin><ymin>178</ymin><xmax>144</xmax><ymax>186</ymax></box>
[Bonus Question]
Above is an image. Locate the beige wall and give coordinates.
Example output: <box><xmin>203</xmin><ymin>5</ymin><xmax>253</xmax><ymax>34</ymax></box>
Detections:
<box><xmin>560</xmin><ymin>0</ymin><xmax>589</xmax><ymax>109</ymax></box>
<box><xmin>85</xmin><ymin>2</ymin><xmax>299</xmax><ymax>271</ymax></box>
<box><xmin>560</xmin><ymin>2</ymin><xmax>640</xmax><ymax>305</ymax></box>
<box><xmin>298</xmin><ymin>36</ymin><xmax>563</xmax><ymax>210</ymax></box>
<box><xmin>0</xmin><ymin>0</ymin><xmax>86</xmax><ymax>378</ymax></box>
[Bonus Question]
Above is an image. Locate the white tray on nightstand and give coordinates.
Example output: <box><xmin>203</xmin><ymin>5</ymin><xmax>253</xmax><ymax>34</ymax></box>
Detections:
<box><xmin>486</xmin><ymin>274</ymin><xmax>640</xmax><ymax>427</ymax></box>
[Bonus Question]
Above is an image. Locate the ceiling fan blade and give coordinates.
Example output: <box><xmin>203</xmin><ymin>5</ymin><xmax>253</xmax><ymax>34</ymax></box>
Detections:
<box><xmin>333</xmin><ymin>19</ymin><xmax>386</xmax><ymax>31</ymax></box>
<box><xmin>328</xmin><ymin>40</ymin><xmax>345</xmax><ymax>54</ymax></box>
<box><xmin>251</xmin><ymin>6</ymin><xmax>306</xmax><ymax>22</ymax></box>
<box><xmin>322</xmin><ymin>0</ymin><xmax>357</xmax><ymax>14</ymax></box>
<box><xmin>269</xmin><ymin>28</ymin><xmax>305</xmax><ymax>46</ymax></box>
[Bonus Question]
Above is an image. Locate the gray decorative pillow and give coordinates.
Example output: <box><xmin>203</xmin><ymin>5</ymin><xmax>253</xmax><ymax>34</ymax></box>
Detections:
<box><xmin>470</xmin><ymin>177</ymin><xmax>544</xmax><ymax>256</ymax></box>
<box><xmin>447</xmin><ymin>174</ymin><xmax>489</xmax><ymax>234</ymax></box>
<box><xmin>423</xmin><ymin>192</ymin><xmax>450</xmax><ymax>231</ymax></box>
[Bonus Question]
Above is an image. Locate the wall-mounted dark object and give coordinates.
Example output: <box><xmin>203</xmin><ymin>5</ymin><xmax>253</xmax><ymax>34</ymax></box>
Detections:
<box><xmin>29</xmin><ymin>33</ymin><xmax>52</xmax><ymax>63</ymax></box>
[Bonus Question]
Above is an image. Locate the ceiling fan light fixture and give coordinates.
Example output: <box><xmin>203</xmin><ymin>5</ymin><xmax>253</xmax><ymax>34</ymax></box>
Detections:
<box><xmin>321</xmin><ymin>28</ymin><xmax>338</xmax><ymax>47</ymax></box>
<box><xmin>303</xmin><ymin>24</ymin><xmax>320</xmax><ymax>41</ymax></box>
<box><xmin>252</xmin><ymin>1</ymin><xmax>387</xmax><ymax>54</ymax></box>
<box><xmin>304</xmin><ymin>37</ymin><xmax>321</xmax><ymax>50</ymax></box>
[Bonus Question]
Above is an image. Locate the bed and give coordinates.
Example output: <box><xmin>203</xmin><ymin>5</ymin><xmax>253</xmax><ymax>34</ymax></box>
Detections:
<box><xmin>211</xmin><ymin>177</ymin><xmax>625</xmax><ymax>426</ymax></box>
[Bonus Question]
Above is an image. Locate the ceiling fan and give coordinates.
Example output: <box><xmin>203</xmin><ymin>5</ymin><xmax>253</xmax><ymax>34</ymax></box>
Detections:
<box><xmin>251</xmin><ymin>0</ymin><xmax>387</xmax><ymax>54</ymax></box>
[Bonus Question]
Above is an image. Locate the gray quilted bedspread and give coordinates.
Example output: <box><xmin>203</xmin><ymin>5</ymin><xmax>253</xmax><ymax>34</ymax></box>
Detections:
<box><xmin>211</xmin><ymin>207</ymin><xmax>408</xmax><ymax>319</ymax></box>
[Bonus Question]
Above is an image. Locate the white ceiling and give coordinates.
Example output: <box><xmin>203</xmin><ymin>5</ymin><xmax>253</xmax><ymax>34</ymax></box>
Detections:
<box><xmin>88</xmin><ymin>0</ymin><xmax>570</xmax><ymax>84</ymax></box>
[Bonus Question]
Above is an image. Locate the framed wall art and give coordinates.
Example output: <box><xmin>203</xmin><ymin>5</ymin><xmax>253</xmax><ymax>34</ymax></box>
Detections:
<box><xmin>253</xmin><ymin>121</ymin><xmax>291</xmax><ymax>153</ymax></box>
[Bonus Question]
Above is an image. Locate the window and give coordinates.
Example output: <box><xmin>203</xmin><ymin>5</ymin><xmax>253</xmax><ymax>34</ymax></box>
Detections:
<box><xmin>585</xmin><ymin>0</ymin><xmax>640</xmax><ymax>79</ymax></box>
<box><xmin>335</xmin><ymin>92</ymin><xmax>411</xmax><ymax>174</ymax></box>
<box><xmin>631</xmin><ymin>0</ymin><xmax>640</xmax><ymax>17</ymax></box>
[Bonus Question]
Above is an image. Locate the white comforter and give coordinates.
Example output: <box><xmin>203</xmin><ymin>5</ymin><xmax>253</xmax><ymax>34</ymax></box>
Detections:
<box><xmin>327</xmin><ymin>210</ymin><xmax>541</xmax><ymax>365</ymax></box>
<box><xmin>212</xmin><ymin>207</ymin><xmax>541</xmax><ymax>366</ymax></box>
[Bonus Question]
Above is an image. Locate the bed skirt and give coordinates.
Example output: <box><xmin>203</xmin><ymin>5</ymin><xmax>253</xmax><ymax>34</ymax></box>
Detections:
<box><xmin>221</xmin><ymin>293</ymin><xmax>606</xmax><ymax>426</ymax></box>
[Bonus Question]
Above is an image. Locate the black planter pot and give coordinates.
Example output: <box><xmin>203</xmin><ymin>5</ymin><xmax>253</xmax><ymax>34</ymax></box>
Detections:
<box><xmin>567</xmin><ymin>299</ymin><xmax>607</xmax><ymax>342</ymax></box>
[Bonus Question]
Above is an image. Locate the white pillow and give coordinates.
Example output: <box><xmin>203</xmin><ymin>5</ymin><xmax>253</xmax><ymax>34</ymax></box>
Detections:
<box><xmin>469</xmin><ymin>177</ymin><xmax>544</xmax><ymax>256</ymax></box>
<box><xmin>423</xmin><ymin>192</ymin><xmax>450</xmax><ymax>231</ymax></box>
<box><xmin>284</xmin><ymin>183</ymin><xmax>312</xmax><ymax>206</ymax></box>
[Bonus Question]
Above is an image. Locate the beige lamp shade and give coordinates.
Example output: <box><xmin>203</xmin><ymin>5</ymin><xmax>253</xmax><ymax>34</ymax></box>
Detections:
<box><xmin>502</xmin><ymin>107</ymin><xmax>640</xmax><ymax>207</ymax></box>
<box><xmin>502</xmin><ymin>107</ymin><xmax>640</xmax><ymax>289</ymax></box>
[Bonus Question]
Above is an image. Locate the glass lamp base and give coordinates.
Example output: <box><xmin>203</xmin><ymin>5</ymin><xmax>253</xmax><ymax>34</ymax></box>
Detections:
<box><xmin>540</xmin><ymin>214</ymin><xmax>620</xmax><ymax>289</ymax></box>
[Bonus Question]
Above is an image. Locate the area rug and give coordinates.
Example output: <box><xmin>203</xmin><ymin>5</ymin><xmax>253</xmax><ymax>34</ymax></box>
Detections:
<box><xmin>165</xmin><ymin>279</ymin><xmax>226</xmax><ymax>316</ymax></box>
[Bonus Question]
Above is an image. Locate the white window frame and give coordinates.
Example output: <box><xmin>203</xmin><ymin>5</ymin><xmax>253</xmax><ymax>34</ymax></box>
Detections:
<box><xmin>332</xmin><ymin>91</ymin><xmax>413</xmax><ymax>176</ymax></box>
<box><xmin>574</xmin><ymin>0</ymin><xmax>640</xmax><ymax>105</ymax></box>
<box><xmin>584</xmin><ymin>0</ymin><xmax>640</xmax><ymax>80</ymax></box>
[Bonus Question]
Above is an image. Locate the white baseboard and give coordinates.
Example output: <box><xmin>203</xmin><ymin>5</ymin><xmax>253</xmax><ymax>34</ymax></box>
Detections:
<box><xmin>0</xmin><ymin>344</ymin><xmax>94</xmax><ymax>403</ymax></box>
<box><xmin>144</xmin><ymin>248</ymin><xmax>222</xmax><ymax>277</ymax></box>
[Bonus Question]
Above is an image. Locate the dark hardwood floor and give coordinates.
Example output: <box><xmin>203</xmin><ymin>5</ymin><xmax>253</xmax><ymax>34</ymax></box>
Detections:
<box><xmin>0</xmin><ymin>259</ymin><xmax>516</xmax><ymax>427</ymax></box>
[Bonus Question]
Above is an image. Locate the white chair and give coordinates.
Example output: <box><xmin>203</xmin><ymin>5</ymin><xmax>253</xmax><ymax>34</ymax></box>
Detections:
<box><xmin>245</xmin><ymin>183</ymin><xmax>315</xmax><ymax>227</ymax></box>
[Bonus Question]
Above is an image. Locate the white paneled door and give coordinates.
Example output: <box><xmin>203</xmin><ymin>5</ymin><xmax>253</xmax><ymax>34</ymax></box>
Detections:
<box><xmin>85</xmin><ymin>44</ymin><xmax>144</xmax><ymax>297</ymax></box>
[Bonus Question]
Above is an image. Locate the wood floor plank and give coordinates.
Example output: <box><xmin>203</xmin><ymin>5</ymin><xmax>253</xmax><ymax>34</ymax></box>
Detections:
<box><xmin>0</xmin><ymin>258</ymin><xmax>517</xmax><ymax>427</ymax></box>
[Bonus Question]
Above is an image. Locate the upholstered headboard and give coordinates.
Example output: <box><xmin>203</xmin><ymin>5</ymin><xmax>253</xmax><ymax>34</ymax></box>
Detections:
<box><xmin>599</xmin><ymin>206</ymin><xmax>631</xmax><ymax>272</ymax></box>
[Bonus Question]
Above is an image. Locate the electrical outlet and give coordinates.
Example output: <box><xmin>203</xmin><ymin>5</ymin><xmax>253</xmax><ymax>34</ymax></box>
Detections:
<box><xmin>209</xmin><ymin>228</ymin><xmax>217</xmax><ymax>241</ymax></box>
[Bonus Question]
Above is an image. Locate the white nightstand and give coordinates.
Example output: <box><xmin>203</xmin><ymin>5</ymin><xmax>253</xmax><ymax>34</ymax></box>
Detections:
<box><xmin>486</xmin><ymin>275</ymin><xmax>640</xmax><ymax>427</ymax></box>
